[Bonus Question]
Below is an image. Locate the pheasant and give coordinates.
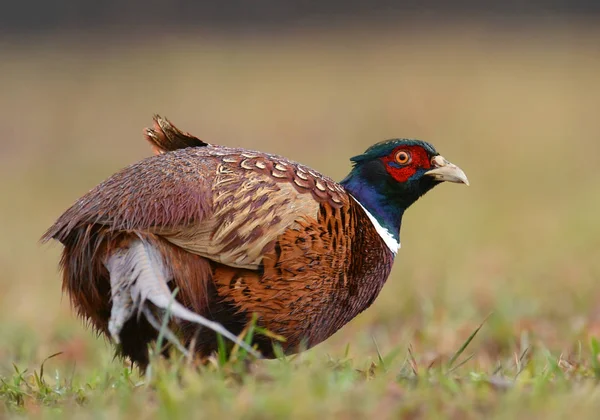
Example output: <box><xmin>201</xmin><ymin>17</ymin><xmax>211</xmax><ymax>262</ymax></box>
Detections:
<box><xmin>42</xmin><ymin>116</ymin><xmax>469</xmax><ymax>368</ymax></box>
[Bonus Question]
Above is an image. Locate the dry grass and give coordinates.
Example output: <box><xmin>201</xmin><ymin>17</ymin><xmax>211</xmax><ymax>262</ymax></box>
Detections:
<box><xmin>1</xmin><ymin>20</ymin><xmax>600</xmax><ymax>418</ymax></box>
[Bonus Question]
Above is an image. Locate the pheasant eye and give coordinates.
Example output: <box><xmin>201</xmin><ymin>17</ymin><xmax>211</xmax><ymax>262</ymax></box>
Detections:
<box><xmin>395</xmin><ymin>151</ymin><xmax>411</xmax><ymax>165</ymax></box>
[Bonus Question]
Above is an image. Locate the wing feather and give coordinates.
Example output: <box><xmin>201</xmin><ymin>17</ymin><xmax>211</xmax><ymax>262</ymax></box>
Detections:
<box><xmin>43</xmin><ymin>145</ymin><xmax>347</xmax><ymax>270</ymax></box>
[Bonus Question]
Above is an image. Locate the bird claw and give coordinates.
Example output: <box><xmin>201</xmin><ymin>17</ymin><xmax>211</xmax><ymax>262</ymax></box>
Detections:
<box><xmin>106</xmin><ymin>238</ymin><xmax>261</xmax><ymax>361</ymax></box>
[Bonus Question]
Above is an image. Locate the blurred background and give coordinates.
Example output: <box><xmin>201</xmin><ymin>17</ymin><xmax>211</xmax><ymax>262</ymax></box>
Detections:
<box><xmin>1</xmin><ymin>1</ymin><xmax>600</xmax><ymax>372</ymax></box>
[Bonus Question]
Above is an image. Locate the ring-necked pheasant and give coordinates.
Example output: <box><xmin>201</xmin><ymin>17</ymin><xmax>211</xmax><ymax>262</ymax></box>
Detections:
<box><xmin>42</xmin><ymin>116</ymin><xmax>468</xmax><ymax>368</ymax></box>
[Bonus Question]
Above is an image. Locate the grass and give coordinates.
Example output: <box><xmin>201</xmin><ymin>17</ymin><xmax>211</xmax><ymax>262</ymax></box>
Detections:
<box><xmin>2</xmin><ymin>20</ymin><xmax>600</xmax><ymax>418</ymax></box>
<box><xmin>4</xmin><ymin>325</ymin><xmax>600</xmax><ymax>418</ymax></box>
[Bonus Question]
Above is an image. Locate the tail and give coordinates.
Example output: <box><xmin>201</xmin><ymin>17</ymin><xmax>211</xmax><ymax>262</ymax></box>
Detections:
<box><xmin>144</xmin><ymin>115</ymin><xmax>209</xmax><ymax>155</ymax></box>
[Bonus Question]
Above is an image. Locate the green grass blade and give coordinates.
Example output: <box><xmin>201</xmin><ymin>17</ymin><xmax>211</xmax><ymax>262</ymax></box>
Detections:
<box><xmin>590</xmin><ymin>337</ymin><xmax>600</xmax><ymax>378</ymax></box>
<box><xmin>447</xmin><ymin>314</ymin><xmax>490</xmax><ymax>369</ymax></box>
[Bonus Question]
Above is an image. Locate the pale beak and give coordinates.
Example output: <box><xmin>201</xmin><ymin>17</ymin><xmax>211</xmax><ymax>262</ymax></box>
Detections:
<box><xmin>425</xmin><ymin>155</ymin><xmax>469</xmax><ymax>186</ymax></box>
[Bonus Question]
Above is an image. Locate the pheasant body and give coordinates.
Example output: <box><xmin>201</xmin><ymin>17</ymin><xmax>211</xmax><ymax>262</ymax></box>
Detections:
<box><xmin>43</xmin><ymin>116</ymin><xmax>468</xmax><ymax>367</ymax></box>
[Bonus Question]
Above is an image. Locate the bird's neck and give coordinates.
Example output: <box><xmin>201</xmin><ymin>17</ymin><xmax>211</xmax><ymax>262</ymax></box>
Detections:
<box><xmin>340</xmin><ymin>169</ymin><xmax>406</xmax><ymax>253</ymax></box>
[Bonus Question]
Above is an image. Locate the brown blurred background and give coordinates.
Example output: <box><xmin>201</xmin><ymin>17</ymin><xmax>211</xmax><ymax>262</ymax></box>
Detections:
<box><xmin>1</xmin><ymin>2</ymin><xmax>599</xmax><ymax>369</ymax></box>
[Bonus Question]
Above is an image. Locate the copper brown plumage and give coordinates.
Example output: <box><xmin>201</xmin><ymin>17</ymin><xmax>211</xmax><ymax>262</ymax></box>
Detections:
<box><xmin>42</xmin><ymin>115</ymin><xmax>469</xmax><ymax>368</ymax></box>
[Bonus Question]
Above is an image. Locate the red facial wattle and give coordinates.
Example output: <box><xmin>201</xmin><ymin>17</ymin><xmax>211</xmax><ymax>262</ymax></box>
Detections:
<box><xmin>381</xmin><ymin>145</ymin><xmax>433</xmax><ymax>183</ymax></box>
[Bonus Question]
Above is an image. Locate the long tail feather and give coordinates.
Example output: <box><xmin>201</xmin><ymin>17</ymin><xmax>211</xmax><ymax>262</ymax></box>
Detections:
<box><xmin>105</xmin><ymin>238</ymin><xmax>260</xmax><ymax>359</ymax></box>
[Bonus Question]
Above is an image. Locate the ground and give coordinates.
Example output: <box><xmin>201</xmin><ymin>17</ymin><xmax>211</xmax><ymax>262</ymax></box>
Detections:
<box><xmin>1</xmin><ymin>21</ymin><xmax>600</xmax><ymax>418</ymax></box>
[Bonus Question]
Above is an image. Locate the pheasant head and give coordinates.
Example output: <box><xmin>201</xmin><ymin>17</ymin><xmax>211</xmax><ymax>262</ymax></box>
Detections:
<box><xmin>340</xmin><ymin>139</ymin><xmax>469</xmax><ymax>253</ymax></box>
